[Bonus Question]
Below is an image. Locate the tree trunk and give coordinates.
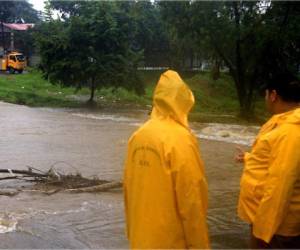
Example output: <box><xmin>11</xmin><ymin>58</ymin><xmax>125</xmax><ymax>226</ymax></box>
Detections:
<box><xmin>211</xmin><ymin>58</ymin><xmax>221</xmax><ymax>80</ymax></box>
<box><xmin>89</xmin><ymin>76</ymin><xmax>95</xmax><ymax>102</ymax></box>
<box><xmin>233</xmin><ymin>2</ymin><xmax>255</xmax><ymax>118</ymax></box>
<box><xmin>190</xmin><ymin>50</ymin><xmax>194</xmax><ymax>69</ymax></box>
<box><xmin>210</xmin><ymin>3</ymin><xmax>258</xmax><ymax>119</ymax></box>
<box><xmin>239</xmin><ymin>79</ymin><xmax>256</xmax><ymax>119</ymax></box>
<box><xmin>240</xmin><ymin>99</ymin><xmax>255</xmax><ymax>119</ymax></box>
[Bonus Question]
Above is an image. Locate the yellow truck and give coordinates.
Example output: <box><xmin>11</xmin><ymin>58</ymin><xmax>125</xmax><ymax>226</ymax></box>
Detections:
<box><xmin>0</xmin><ymin>52</ymin><xmax>26</xmax><ymax>74</ymax></box>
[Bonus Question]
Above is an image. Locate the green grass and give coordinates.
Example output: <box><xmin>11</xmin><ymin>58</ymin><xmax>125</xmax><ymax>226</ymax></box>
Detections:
<box><xmin>94</xmin><ymin>70</ymin><xmax>162</xmax><ymax>106</ymax></box>
<box><xmin>188</xmin><ymin>72</ymin><xmax>239</xmax><ymax>113</ymax></box>
<box><xmin>187</xmin><ymin>72</ymin><xmax>267</xmax><ymax>124</ymax></box>
<box><xmin>0</xmin><ymin>69</ymin><xmax>82</xmax><ymax>107</ymax></box>
<box><xmin>0</xmin><ymin>69</ymin><xmax>267</xmax><ymax>124</ymax></box>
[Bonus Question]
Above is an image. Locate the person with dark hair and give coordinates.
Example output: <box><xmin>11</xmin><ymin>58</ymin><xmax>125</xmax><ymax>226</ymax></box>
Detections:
<box><xmin>235</xmin><ymin>72</ymin><xmax>300</xmax><ymax>248</ymax></box>
<box><xmin>266</xmin><ymin>72</ymin><xmax>300</xmax><ymax>103</ymax></box>
<box><xmin>123</xmin><ymin>70</ymin><xmax>210</xmax><ymax>249</ymax></box>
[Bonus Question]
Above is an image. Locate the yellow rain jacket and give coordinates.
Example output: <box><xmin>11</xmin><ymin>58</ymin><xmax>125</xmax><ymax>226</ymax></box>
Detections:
<box><xmin>123</xmin><ymin>70</ymin><xmax>210</xmax><ymax>249</ymax></box>
<box><xmin>238</xmin><ymin>107</ymin><xmax>300</xmax><ymax>243</ymax></box>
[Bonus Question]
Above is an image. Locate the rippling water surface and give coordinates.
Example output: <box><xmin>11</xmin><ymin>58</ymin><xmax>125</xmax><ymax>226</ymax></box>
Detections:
<box><xmin>0</xmin><ymin>102</ymin><xmax>254</xmax><ymax>248</ymax></box>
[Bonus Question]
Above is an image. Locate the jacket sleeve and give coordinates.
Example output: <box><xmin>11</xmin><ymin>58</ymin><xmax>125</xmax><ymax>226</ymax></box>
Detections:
<box><xmin>253</xmin><ymin>131</ymin><xmax>300</xmax><ymax>243</ymax></box>
<box><xmin>172</xmin><ymin>140</ymin><xmax>210</xmax><ymax>249</ymax></box>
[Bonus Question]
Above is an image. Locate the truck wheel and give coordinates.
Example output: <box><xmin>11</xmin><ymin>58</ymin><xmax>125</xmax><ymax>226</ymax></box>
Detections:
<box><xmin>18</xmin><ymin>69</ymin><xmax>23</xmax><ymax>74</ymax></box>
<box><xmin>8</xmin><ymin>67</ymin><xmax>15</xmax><ymax>74</ymax></box>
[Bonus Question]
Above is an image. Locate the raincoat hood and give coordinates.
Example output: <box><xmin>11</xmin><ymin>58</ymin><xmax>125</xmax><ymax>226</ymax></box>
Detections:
<box><xmin>151</xmin><ymin>70</ymin><xmax>195</xmax><ymax>128</ymax></box>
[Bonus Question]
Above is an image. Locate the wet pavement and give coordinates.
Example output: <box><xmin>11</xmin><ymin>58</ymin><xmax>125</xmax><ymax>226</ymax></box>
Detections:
<box><xmin>0</xmin><ymin>101</ymin><xmax>256</xmax><ymax>248</ymax></box>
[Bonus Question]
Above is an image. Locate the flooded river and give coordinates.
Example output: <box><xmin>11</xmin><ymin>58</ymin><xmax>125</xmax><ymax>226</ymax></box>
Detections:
<box><xmin>0</xmin><ymin>101</ymin><xmax>258</xmax><ymax>248</ymax></box>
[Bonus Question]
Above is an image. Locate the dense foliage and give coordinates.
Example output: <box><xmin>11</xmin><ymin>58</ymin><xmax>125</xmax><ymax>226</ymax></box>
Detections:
<box><xmin>35</xmin><ymin>1</ymin><xmax>146</xmax><ymax>102</ymax></box>
<box><xmin>159</xmin><ymin>1</ymin><xmax>300</xmax><ymax>117</ymax></box>
<box><xmin>1</xmin><ymin>0</ymin><xmax>299</xmax><ymax>116</ymax></box>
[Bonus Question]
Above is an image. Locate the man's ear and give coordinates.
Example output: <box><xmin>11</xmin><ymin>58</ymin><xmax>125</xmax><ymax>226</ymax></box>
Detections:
<box><xmin>270</xmin><ymin>90</ymin><xmax>278</xmax><ymax>102</ymax></box>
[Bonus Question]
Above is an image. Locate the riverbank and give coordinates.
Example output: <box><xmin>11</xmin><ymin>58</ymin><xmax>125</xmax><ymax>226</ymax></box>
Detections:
<box><xmin>0</xmin><ymin>69</ymin><xmax>268</xmax><ymax>124</ymax></box>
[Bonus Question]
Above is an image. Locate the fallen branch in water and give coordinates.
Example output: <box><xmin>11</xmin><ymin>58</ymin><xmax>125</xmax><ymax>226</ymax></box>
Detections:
<box><xmin>0</xmin><ymin>168</ymin><xmax>47</xmax><ymax>177</ymax></box>
<box><xmin>66</xmin><ymin>181</ymin><xmax>122</xmax><ymax>193</ymax></box>
<box><xmin>0</xmin><ymin>166</ymin><xmax>122</xmax><ymax>196</ymax></box>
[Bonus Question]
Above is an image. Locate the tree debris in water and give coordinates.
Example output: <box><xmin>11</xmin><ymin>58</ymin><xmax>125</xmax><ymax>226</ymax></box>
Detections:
<box><xmin>0</xmin><ymin>167</ymin><xmax>122</xmax><ymax>196</ymax></box>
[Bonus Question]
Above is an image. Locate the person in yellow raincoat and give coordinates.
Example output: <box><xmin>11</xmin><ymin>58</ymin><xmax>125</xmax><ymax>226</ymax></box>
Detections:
<box><xmin>123</xmin><ymin>70</ymin><xmax>210</xmax><ymax>249</ymax></box>
<box><xmin>236</xmin><ymin>72</ymin><xmax>300</xmax><ymax>248</ymax></box>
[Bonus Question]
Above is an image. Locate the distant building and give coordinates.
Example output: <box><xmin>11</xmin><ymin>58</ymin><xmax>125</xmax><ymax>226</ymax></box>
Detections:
<box><xmin>0</xmin><ymin>23</ymin><xmax>34</xmax><ymax>51</ymax></box>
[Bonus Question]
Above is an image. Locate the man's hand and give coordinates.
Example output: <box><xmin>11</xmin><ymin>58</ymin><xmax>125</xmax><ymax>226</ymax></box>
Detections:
<box><xmin>235</xmin><ymin>146</ymin><xmax>245</xmax><ymax>163</ymax></box>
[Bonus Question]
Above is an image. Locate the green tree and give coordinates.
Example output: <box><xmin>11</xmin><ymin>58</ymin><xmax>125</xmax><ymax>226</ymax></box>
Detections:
<box><xmin>43</xmin><ymin>0</ymin><xmax>53</xmax><ymax>22</ymax></box>
<box><xmin>0</xmin><ymin>0</ymin><xmax>39</xmax><ymax>23</ymax></box>
<box><xmin>259</xmin><ymin>1</ymin><xmax>300</xmax><ymax>76</ymax></box>
<box><xmin>48</xmin><ymin>0</ymin><xmax>83</xmax><ymax>20</ymax></box>
<box><xmin>158</xmin><ymin>1</ymin><xmax>200</xmax><ymax>70</ymax></box>
<box><xmin>129</xmin><ymin>1</ymin><xmax>170</xmax><ymax>67</ymax></box>
<box><xmin>159</xmin><ymin>1</ymin><xmax>300</xmax><ymax>118</ymax></box>
<box><xmin>35</xmin><ymin>1</ymin><xmax>144</xmax><ymax>103</ymax></box>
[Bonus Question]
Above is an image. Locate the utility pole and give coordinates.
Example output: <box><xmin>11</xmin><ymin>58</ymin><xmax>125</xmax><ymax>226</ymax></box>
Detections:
<box><xmin>10</xmin><ymin>31</ymin><xmax>14</xmax><ymax>51</ymax></box>
<box><xmin>1</xmin><ymin>22</ymin><xmax>5</xmax><ymax>51</ymax></box>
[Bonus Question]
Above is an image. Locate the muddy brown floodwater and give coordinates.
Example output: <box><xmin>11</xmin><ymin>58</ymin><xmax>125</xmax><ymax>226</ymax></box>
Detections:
<box><xmin>0</xmin><ymin>101</ymin><xmax>255</xmax><ymax>249</ymax></box>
